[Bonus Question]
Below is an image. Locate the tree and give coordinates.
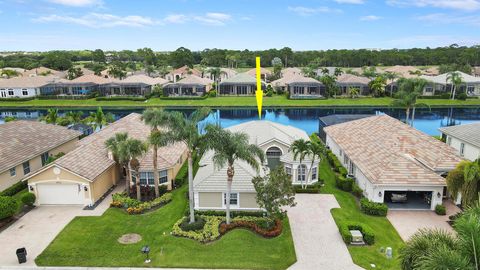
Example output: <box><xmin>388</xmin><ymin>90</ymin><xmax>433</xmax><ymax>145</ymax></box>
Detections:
<box><xmin>42</xmin><ymin>108</ymin><xmax>59</xmax><ymax>124</ymax></box>
<box><xmin>90</xmin><ymin>63</ymin><xmax>105</xmax><ymax>76</ymax></box>
<box><xmin>291</xmin><ymin>139</ymin><xmax>311</xmax><ymax>189</ymax></box>
<box><xmin>122</xmin><ymin>138</ymin><xmax>148</xmax><ymax>201</ymax></box>
<box><xmin>105</xmin><ymin>132</ymin><xmax>130</xmax><ymax>193</ymax></box>
<box><xmin>272</xmin><ymin>57</ymin><xmax>283</xmax><ymax>79</ymax></box>
<box><xmin>142</xmin><ymin>108</ymin><xmax>171</xmax><ymax>198</ymax></box>
<box><xmin>384</xmin><ymin>71</ymin><xmax>398</xmax><ymax>97</ymax></box>
<box><xmin>447</xmin><ymin>71</ymin><xmax>463</xmax><ymax>100</ymax></box>
<box><xmin>391</xmin><ymin>78</ymin><xmax>428</xmax><ymax>126</ymax></box>
<box><xmin>107</xmin><ymin>61</ymin><xmax>127</xmax><ymax>79</ymax></box>
<box><xmin>65</xmin><ymin>111</ymin><xmax>83</xmax><ymax>124</ymax></box>
<box><xmin>252</xmin><ymin>166</ymin><xmax>296</xmax><ymax>218</ymax></box>
<box><xmin>92</xmin><ymin>49</ymin><xmax>106</xmax><ymax>63</ymax></box>
<box><xmin>348</xmin><ymin>87</ymin><xmax>360</xmax><ymax>98</ymax></box>
<box><xmin>41</xmin><ymin>51</ymin><xmax>72</xmax><ymax>71</ymax></box>
<box><xmin>67</xmin><ymin>67</ymin><xmax>83</xmax><ymax>80</ymax></box>
<box><xmin>447</xmin><ymin>159</ymin><xmax>480</xmax><ymax>208</ymax></box>
<box><xmin>170</xmin><ymin>47</ymin><xmax>195</xmax><ymax>68</ymax></box>
<box><xmin>203</xmin><ymin>124</ymin><xmax>265</xmax><ymax>224</ymax></box>
<box><xmin>305</xmin><ymin>138</ymin><xmax>326</xmax><ymax>186</ymax></box>
<box><xmin>167</xmin><ymin>107</ymin><xmax>211</xmax><ymax>223</ymax></box>
<box><xmin>0</xmin><ymin>69</ymin><xmax>20</xmax><ymax>78</ymax></box>
<box><xmin>362</xmin><ymin>66</ymin><xmax>378</xmax><ymax>79</ymax></box>
<box><xmin>4</xmin><ymin>116</ymin><xmax>16</xmax><ymax>122</ymax></box>
<box><xmin>87</xmin><ymin>107</ymin><xmax>114</xmax><ymax>131</ymax></box>
<box><xmin>368</xmin><ymin>76</ymin><xmax>387</xmax><ymax>97</ymax></box>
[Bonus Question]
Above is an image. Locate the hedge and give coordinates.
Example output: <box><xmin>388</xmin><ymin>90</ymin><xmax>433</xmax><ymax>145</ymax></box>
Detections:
<box><xmin>435</xmin><ymin>204</ymin><xmax>446</xmax><ymax>215</ymax></box>
<box><xmin>0</xmin><ymin>181</ymin><xmax>28</xmax><ymax>197</ymax></box>
<box><xmin>0</xmin><ymin>196</ymin><xmax>18</xmax><ymax>220</ymax></box>
<box><xmin>418</xmin><ymin>93</ymin><xmax>450</xmax><ymax>99</ymax></box>
<box><xmin>96</xmin><ymin>96</ymin><xmax>147</xmax><ymax>101</ymax></box>
<box><xmin>335</xmin><ymin>175</ymin><xmax>354</xmax><ymax>192</ymax></box>
<box><xmin>21</xmin><ymin>192</ymin><xmax>36</xmax><ymax>206</ymax></box>
<box><xmin>360</xmin><ymin>198</ymin><xmax>388</xmax><ymax>216</ymax></box>
<box><xmin>339</xmin><ymin>221</ymin><xmax>375</xmax><ymax>245</ymax></box>
<box><xmin>174</xmin><ymin>152</ymin><xmax>200</xmax><ymax>187</ymax></box>
<box><xmin>0</xmin><ymin>97</ymin><xmax>35</xmax><ymax>102</ymax></box>
<box><xmin>159</xmin><ymin>95</ymin><xmax>208</xmax><ymax>100</ymax></box>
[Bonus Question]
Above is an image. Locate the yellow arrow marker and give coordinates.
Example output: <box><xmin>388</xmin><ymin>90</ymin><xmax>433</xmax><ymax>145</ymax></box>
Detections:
<box><xmin>255</xmin><ymin>56</ymin><xmax>263</xmax><ymax>119</ymax></box>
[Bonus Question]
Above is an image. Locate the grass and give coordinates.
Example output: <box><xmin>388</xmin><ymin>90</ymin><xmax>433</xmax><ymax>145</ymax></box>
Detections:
<box><xmin>319</xmin><ymin>160</ymin><xmax>404</xmax><ymax>270</ymax></box>
<box><xmin>12</xmin><ymin>188</ymin><xmax>28</xmax><ymax>214</ymax></box>
<box><xmin>35</xmin><ymin>185</ymin><xmax>297</xmax><ymax>269</ymax></box>
<box><xmin>1</xmin><ymin>96</ymin><xmax>480</xmax><ymax>108</ymax></box>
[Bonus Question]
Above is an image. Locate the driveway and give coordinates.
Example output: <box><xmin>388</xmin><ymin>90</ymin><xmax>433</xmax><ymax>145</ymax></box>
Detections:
<box><xmin>287</xmin><ymin>194</ymin><xmax>363</xmax><ymax>270</ymax></box>
<box><xmin>387</xmin><ymin>200</ymin><xmax>461</xmax><ymax>241</ymax></box>
<box><xmin>0</xmin><ymin>184</ymin><xmax>123</xmax><ymax>267</ymax></box>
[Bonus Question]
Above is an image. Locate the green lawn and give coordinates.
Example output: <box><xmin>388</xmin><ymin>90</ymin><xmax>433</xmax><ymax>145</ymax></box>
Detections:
<box><xmin>319</xmin><ymin>160</ymin><xmax>404</xmax><ymax>270</ymax></box>
<box><xmin>1</xmin><ymin>96</ymin><xmax>480</xmax><ymax>108</ymax></box>
<box><xmin>35</xmin><ymin>185</ymin><xmax>297</xmax><ymax>269</ymax></box>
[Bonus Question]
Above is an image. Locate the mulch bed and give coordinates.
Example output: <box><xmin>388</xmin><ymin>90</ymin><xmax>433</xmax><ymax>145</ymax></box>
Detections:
<box><xmin>219</xmin><ymin>219</ymin><xmax>283</xmax><ymax>238</ymax></box>
<box><xmin>117</xmin><ymin>233</ymin><xmax>142</xmax><ymax>244</ymax></box>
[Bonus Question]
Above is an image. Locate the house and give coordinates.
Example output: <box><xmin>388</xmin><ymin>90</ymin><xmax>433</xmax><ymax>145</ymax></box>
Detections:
<box><xmin>204</xmin><ymin>68</ymin><xmax>237</xmax><ymax>82</ymax></box>
<box><xmin>24</xmin><ymin>113</ymin><xmax>187</xmax><ymax>206</ymax></box>
<box><xmin>165</xmin><ymin>65</ymin><xmax>202</xmax><ymax>82</ymax></box>
<box><xmin>420</xmin><ymin>71</ymin><xmax>480</xmax><ymax>96</ymax></box>
<box><xmin>381</xmin><ymin>65</ymin><xmax>421</xmax><ymax>78</ymax></box>
<box><xmin>218</xmin><ymin>73</ymin><xmax>264</xmax><ymax>95</ymax></box>
<box><xmin>246</xmin><ymin>67</ymin><xmax>271</xmax><ymax>82</ymax></box>
<box><xmin>281</xmin><ymin>67</ymin><xmax>303</xmax><ymax>77</ymax></box>
<box><xmin>271</xmin><ymin>74</ymin><xmax>324</xmax><ymax>98</ymax></box>
<box><xmin>439</xmin><ymin>122</ymin><xmax>480</xmax><ymax>161</ymax></box>
<box><xmin>318</xmin><ymin>114</ymin><xmax>374</xmax><ymax>142</ymax></box>
<box><xmin>163</xmin><ymin>75</ymin><xmax>213</xmax><ymax>96</ymax></box>
<box><xmin>0</xmin><ymin>121</ymin><xmax>81</xmax><ymax>191</ymax></box>
<box><xmin>336</xmin><ymin>74</ymin><xmax>371</xmax><ymax>96</ymax></box>
<box><xmin>22</xmin><ymin>67</ymin><xmax>65</xmax><ymax>78</ymax></box>
<box><xmin>324</xmin><ymin>115</ymin><xmax>463</xmax><ymax>210</ymax></box>
<box><xmin>193</xmin><ymin>120</ymin><xmax>319</xmax><ymax>210</ymax></box>
<box><xmin>40</xmin><ymin>74</ymin><xmax>108</xmax><ymax>96</ymax></box>
<box><xmin>0</xmin><ymin>76</ymin><xmax>57</xmax><ymax>98</ymax></box>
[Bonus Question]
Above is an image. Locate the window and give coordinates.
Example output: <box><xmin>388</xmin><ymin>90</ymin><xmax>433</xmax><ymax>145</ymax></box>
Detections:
<box><xmin>266</xmin><ymin>146</ymin><xmax>282</xmax><ymax>169</ymax></box>
<box><xmin>22</xmin><ymin>161</ymin><xmax>30</xmax><ymax>175</ymax></box>
<box><xmin>159</xmin><ymin>170</ymin><xmax>168</xmax><ymax>184</ymax></box>
<box><xmin>297</xmin><ymin>164</ymin><xmax>307</xmax><ymax>182</ymax></box>
<box><xmin>285</xmin><ymin>166</ymin><xmax>292</xmax><ymax>177</ymax></box>
<box><xmin>460</xmin><ymin>143</ymin><xmax>465</xmax><ymax>156</ymax></box>
<box><xmin>139</xmin><ymin>172</ymin><xmax>155</xmax><ymax>185</ymax></box>
<box><xmin>22</xmin><ymin>89</ymin><xmax>28</xmax><ymax>96</ymax></box>
<box><xmin>425</xmin><ymin>87</ymin><xmax>433</xmax><ymax>93</ymax></box>
<box><xmin>344</xmin><ymin>155</ymin><xmax>349</xmax><ymax>166</ymax></box>
<box><xmin>447</xmin><ymin>137</ymin><xmax>452</xmax><ymax>145</ymax></box>
<box><xmin>339</xmin><ymin>150</ymin><xmax>343</xmax><ymax>157</ymax></box>
<box><xmin>8</xmin><ymin>90</ymin><xmax>14</xmax><ymax>96</ymax></box>
<box><xmin>223</xmin><ymin>193</ymin><xmax>238</xmax><ymax>206</ymax></box>
<box><xmin>350</xmin><ymin>163</ymin><xmax>356</xmax><ymax>175</ymax></box>
<box><xmin>9</xmin><ymin>168</ymin><xmax>16</xmax><ymax>177</ymax></box>
<box><xmin>41</xmin><ymin>152</ymin><xmax>49</xmax><ymax>166</ymax></box>
<box><xmin>311</xmin><ymin>167</ymin><xmax>317</xmax><ymax>181</ymax></box>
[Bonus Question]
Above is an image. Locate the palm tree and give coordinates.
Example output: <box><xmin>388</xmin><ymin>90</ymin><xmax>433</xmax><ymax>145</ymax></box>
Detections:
<box><xmin>447</xmin><ymin>159</ymin><xmax>480</xmax><ymax>208</ymax></box>
<box><xmin>203</xmin><ymin>124</ymin><xmax>265</xmax><ymax>224</ymax></box>
<box><xmin>65</xmin><ymin>111</ymin><xmax>83</xmax><ymax>124</ymax></box>
<box><xmin>447</xmin><ymin>71</ymin><xmax>463</xmax><ymax>100</ymax></box>
<box><xmin>306</xmin><ymin>141</ymin><xmax>326</xmax><ymax>186</ymax></box>
<box><xmin>168</xmin><ymin>107</ymin><xmax>211</xmax><ymax>223</ymax></box>
<box><xmin>122</xmin><ymin>138</ymin><xmax>148</xmax><ymax>201</ymax></box>
<box><xmin>291</xmin><ymin>139</ymin><xmax>311</xmax><ymax>189</ymax></box>
<box><xmin>88</xmin><ymin>107</ymin><xmax>113</xmax><ymax>131</ymax></box>
<box><xmin>391</xmin><ymin>78</ymin><xmax>428</xmax><ymax>126</ymax></box>
<box><xmin>105</xmin><ymin>132</ymin><xmax>130</xmax><ymax>193</ymax></box>
<box><xmin>384</xmin><ymin>71</ymin><xmax>398</xmax><ymax>97</ymax></box>
<box><xmin>348</xmin><ymin>87</ymin><xmax>360</xmax><ymax>98</ymax></box>
<box><xmin>368</xmin><ymin>76</ymin><xmax>387</xmax><ymax>97</ymax></box>
<box><xmin>42</xmin><ymin>108</ymin><xmax>59</xmax><ymax>124</ymax></box>
<box><xmin>142</xmin><ymin>108</ymin><xmax>171</xmax><ymax>198</ymax></box>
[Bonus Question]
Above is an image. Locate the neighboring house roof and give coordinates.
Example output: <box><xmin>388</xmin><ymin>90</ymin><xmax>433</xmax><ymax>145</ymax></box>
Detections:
<box><xmin>22</xmin><ymin>67</ymin><xmax>65</xmax><ymax>78</ymax></box>
<box><xmin>324</xmin><ymin>115</ymin><xmax>463</xmax><ymax>186</ymax></box>
<box><xmin>220</xmin><ymin>73</ymin><xmax>257</xmax><ymax>84</ymax></box>
<box><xmin>246</xmin><ymin>67</ymin><xmax>272</xmax><ymax>77</ymax></box>
<box><xmin>271</xmin><ymin>74</ymin><xmax>321</xmax><ymax>87</ymax></box>
<box><xmin>281</xmin><ymin>67</ymin><xmax>303</xmax><ymax>77</ymax></box>
<box><xmin>168</xmin><ymin>65</ymin><xmax>202</xmax><ymax>77</ymax></box>
<box><xmin>420</xmin><ymin>71</ymin><xmax>480</xmax><ymax>85</ymax></box>
<box><xmin>165</xmin><ymin>75</ymin><xmax>213</xmax><ymax>86</ymax></box>
<box><xmin>336</xmin><ymin>74</ymin><xmax>371</xmax><ymax>85</ymax></box>
<box><xmin>319</xmin><ymin>114</ymin><xmax>374</xmax><ymax>127</ymax></box>
<box><xmin>381</xmin><ymin>65</ymin><xmax>421</xmax><ymax>78</ymax></box>
<box><xmin>439</xmin><ymin>122</ymin><xmax>480</xmax><ymax>148</ymax></box>
<box><xmin>121</xmin><ymin>74</ymin><xmax>169</xmax><ymax>85</ymax></box>
<box><xmin>0</xmin><ymin>121</ymin><xmax>82</xmax><ymax>174</ymax></box>
<box><xmin>52</xmin><ymin>113</ymin><xmax>187</xmax><ymax>181</ymax></box>
<box><xmin>0</xmin><ymin>75</ymin><xmax>58</xmax><ymax>88</ymax></box>
<box><xmin>58</xmin><ymin>74</ymin><xmax>111</xmax><ymax>85</ymax></box>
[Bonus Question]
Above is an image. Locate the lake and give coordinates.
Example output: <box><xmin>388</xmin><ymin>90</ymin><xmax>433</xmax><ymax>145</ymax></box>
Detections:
<box><xmin>1</xmin><ymin>107</ymin><xmax>480</xmax><ymax>136</ymax></box>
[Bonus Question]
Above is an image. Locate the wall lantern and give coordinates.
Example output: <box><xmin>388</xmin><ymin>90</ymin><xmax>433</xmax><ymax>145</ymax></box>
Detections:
<box><xmin>84</xmin><ymin>186</ymin><xmax>88</xmax><ymax>192</ymax></box>
<box><xmin>378</xmin><ymin>191</ymin><xmax>382</xmax><ymax>197</ymax></box>
<box><xmin>437</xmin><ymin>192</ymin><xmax>441</xmax><ymax>198</ymax></box>
<box><xmin>29</xmin><ymin>186</ymin><xmax>34</xmax><ymax>191</ymax></box>
<box><xmin>141</xmin><ymin>245</ymin><xmax>151</xmax><ymax>263</ymax></box>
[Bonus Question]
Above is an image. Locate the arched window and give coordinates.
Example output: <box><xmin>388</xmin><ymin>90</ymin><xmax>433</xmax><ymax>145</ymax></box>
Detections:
<box><xmin>266</xmin><ymin>146</ymin><xmax>282</xmax><ymax>169</ymax></box>
<box><xmin>297</xmin><ymin>164</ymin><xmax>307</xmax><ymax>182</ymax></box>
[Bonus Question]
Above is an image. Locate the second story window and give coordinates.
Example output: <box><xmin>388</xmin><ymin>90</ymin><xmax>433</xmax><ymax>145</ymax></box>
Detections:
<box><xmin>41</xmin><ymin>152</ymin><xmax>49</xmax><ymax>166</ymax></box>
<box><xmin>10</xmin><ymin>168</ymin><xmax>16</xmax><ymax>177</ymax></box>
<box><xmin>23</xmin><ymin>161</ymin><xmax>30</xmax><ymax>175</ymax></box>
<box><xmin>460</xmin><ymin>143</ymin><xmax>465</xmax><ymax>156</ymax></box>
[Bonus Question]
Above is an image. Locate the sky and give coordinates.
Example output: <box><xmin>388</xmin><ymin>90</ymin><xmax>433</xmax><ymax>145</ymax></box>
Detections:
<box><xmin>0</xmin><ymin>0</ymin><xmax>480</xmax><ymax>51</ymax></box>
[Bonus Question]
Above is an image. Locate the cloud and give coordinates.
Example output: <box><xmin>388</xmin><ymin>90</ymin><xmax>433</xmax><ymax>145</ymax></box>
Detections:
<box><xmin>334</xmin><ymin>0</ymin><xmax>365</xmax><ymax>4</ymax></box>
<box><xmin>360</xmin><ymin>15</ymin><xmax>382</xmax><ymax>21</ymax></box>
<box><xmin>417</xmin><ymin>13</ymin><xmax>480</xmax><ymax>26</ymax></box>
<box><xmin>193</xmin><ymin>12</ymin><xmax>232</xmax><ymax>25</ymax></box>
<box><xmin>288</xmin><ymin>6</ymin><xmax>342</xmax><ymax>16</ymax></box>
<box><xmin>386</xmin><ymin>0</ymin><xmax>480</xmax><ymax>11</ymax></box>
<box><xmin>163</xmin><ymin>14</ymin><xmax>188</xmax><ymax>24</ymax></box>
<box><xmin>47</xmin><ymin>0</ymin><xmax>102</xmax><ymax>7</ymax></box>
<box><xmin>34</xmin><ymin>13</ymin><xmax>159</xmax><ymax>28</ymax></box>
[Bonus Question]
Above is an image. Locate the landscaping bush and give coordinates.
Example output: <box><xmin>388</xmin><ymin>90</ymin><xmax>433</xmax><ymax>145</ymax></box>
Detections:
<box><xmin>335</xmin><ymin>175</ymin><xmax>354</xmax><ymax>192</ymax></box>
<box><xmin>352</xmin><ymin>184</ymin><xmax>363</xmax><ymax>198</ymax></box>
<box><xmin>208</xmin><ymin>90</ymin><xmax>217</xmax><ymax>97</ymax></box>
<box><xmin>96</xmin><ymin>96</ymin><xmax>147</xmax><ymax>101</ymax></box>
<box><xmin>0</xmin><ymin>181</ymin><xmax>28</xmax><ymax>197</ymax></box>
<box><xmin>0</xmin><ymin>196</ymin><xmax>18</xmax><ymax>220</ymax></box>
<box><xmin>360</xmin><ymin>198</ymin><xmax>388</xmax><ymax>216</ymax></box>
<box><xmin>338</xmin><ymin>221</ymin><xmax>375</xmax><ymax>245</ymax></box>
<box><xmin>435</xmin><ymin>204</ymin><xmax>446</xmax><ymax>215</ymax></box>
<box><xmin>21</xmin><ymin>192</ymin><xmax>36</xmax><ymax>206</ymax></box>
<box><xmin>0</xmin><ymin>97</ymin><xmax>35</xmax><ymax>102</ymax></box>
<box><xmin>219</xmin><ymin>216</ymin><xmax>282</xmax><ymax>238</ymax></box>
<box><xmin>159</xmin><ymin>95</ymin><xmax>207</xmax><ymax>100</ymax></box>
<box><xmin>418</xmin><ymin>93</ymin><xmax>450</xmax><ymax>99</ymax></box>
<box><xmin>338</xmin><ymin>166</ymin><xmax>348</xmax><ymax>177</ymax></box>
<box><xmin>116</xmin><ymin>192</ymin><xmax>173</xmax><ymax>214</ymax></box>
<box><xmin>457</xmin><ymin>92</ymin><xmax>468</xmax><ymax>100</ymax></box>
<box><xmin>294</xmin><ymin>182</ymin><xmax>322</xmax><ymax>193</ymax></box>
<box><xmin>172</xmin><ymin>215</ymin><xmax>223</xmax><ymax>242</ymax></box>
<box><xmin>111</xmin><ymin>193</ymin><xmax>141</xmax><ymax>208</ymax></box>
<box><xmin>136</xmin><ymin>192</ymin><xmax>173</xmax><ymax>212</ymax></box>
<box><xmin>179</xmin><ymin>216</ymin><xmax>206</xmax><ymax>231</ymax></box>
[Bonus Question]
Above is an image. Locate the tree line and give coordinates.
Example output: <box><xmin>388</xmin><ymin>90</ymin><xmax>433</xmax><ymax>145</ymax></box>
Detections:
<box><xmin>1</xmin><ymin>44</ymin><xmax>480</xmax><ymax>72</ymax></box>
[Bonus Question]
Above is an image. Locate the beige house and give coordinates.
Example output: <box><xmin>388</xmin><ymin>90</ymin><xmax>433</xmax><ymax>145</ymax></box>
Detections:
<box><xmin>194</xmin><ymin>121</ymin><xmax>319</xmax><ymax>210</ymax></box>
<box><xmin>271</xmin><ymin>74</ymin><xmax>324</xmax><ymax>98</ymax></box>
<box><xmin>0</xmin><ymin>121</ymin><xmax>81</xmax><ymax>191</ymax></box>
<box><xmin>163</xmin><ymin>75</ymin><xmax>213</xmax><ymax>96</ymax></box>
<box><xmin>165</xmin><ymin>65</ymin><xmax>202</xmax><ymax>82</ymax></box>
<box><xmin>24</xmin><ymin>113</ymin><xmax>187</xmax><ymax>206</ymax></box>
<box><xmin>218</xmin><ymin>73</ymin><xmax>264</xmax><ymax>95</ymax></box>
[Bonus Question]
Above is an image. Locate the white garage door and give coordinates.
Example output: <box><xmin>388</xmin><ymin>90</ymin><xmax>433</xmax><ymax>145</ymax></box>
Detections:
<box><xmin>37</xmin><ymin>183</ymin><xmax>85</xmax><ymax>205</ymax></box>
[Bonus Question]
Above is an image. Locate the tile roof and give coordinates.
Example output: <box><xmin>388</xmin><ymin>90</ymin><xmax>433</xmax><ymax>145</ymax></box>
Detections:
<box><xmin>0</xmin><ymin>75</ymin><xmax>59</xmax><ymax>88</ymax></box>
<box><xmin>0</xmin><ymin>121</ymin><xmax>82</xmax><ymax>174</ymax></box>
<box><xmin>165</xmin><ymin>75</ymin><xmax>212</xmax><ymax>86</ymax></box>
<box><xmin>168</xmin><ymin>65</ymin><xmax>202</xmax><ymax>77</ymax></box>
<box><xmin>421</xmin><ymin>71</ymin><xmax>480</xmax><ymax>84</ymax></box>
<box><xmin>53</xmin><ymin>113</ymin><xmax>187</xmax><ymax>181</ymax></box>
<box><xmin>271</xmin><ymin>74</ymin><xmax>322</xmax><ymax>87</ymax></box>
<box><xmin>219</xmin><ymin>73</ymin><xmax>257</xmax><ymax>84</ymax></box>
<box><xmin>439</xmin><ymin>122</ymin><xmax>480</xmax><ymax>148</ymax></box>
<box><xmin>67</xmin><ymin>74</ymin><xmax>112</xmax><ymax>84</ymax></box>
<box><xmin>324</xmin><ymin>115</ymin><xmax>463</xmax><ymax>186</ymax></box>
<box><xmin>281</xmin><ymin>67</ymin><xmax>303</xmax><ymax>77</ymax></box>
<box><xmin>246</xmin><ymin>67</ymin><xmax>272</xmax><ymax>77</ymax></box>
<box><xmin>336</xmin><ymin>73</ymin><xmax>371</xmax><ymax>85</ymax></box>
<box><xmin>121</xmin><ymin>74</ymin><xmax>169</xmax><ymax>85</ymax></box>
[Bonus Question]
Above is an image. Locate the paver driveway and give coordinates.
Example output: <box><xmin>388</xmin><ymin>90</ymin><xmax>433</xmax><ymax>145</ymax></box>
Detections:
<box><xmin>0</xmin><ymin>185</ymin><xmax>122</xmax><ymax>267</ymax></box>
<box><xmin>287</xmin><ymin>194</ymin><xmax>363</xmax><ymax>270</ymax></box>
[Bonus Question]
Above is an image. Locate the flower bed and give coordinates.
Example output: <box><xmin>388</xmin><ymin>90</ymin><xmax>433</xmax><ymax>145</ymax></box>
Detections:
<box><xmin>172</xmin><ymin>215</ymin><xmax>222</xmax><ymax>242</ymax></box>
<box><xmin>110</xmin><ymin>192</ymin><xmax>172</xmax><ymax>215</ymax></box>
<box><xmin>219</xmin><ymin>217</ymin><xmax>282</xmax><ymax>238</ymax></box>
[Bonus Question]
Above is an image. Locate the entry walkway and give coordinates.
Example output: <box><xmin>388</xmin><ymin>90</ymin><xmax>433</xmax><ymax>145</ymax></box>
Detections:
<box><xmin>287</xmin><ymin>194</ymin><xmax>363</xmax><ymax>270</ymax></box>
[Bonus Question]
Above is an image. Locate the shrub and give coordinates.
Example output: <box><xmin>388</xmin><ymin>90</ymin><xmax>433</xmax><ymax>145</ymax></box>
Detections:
<box><xmin>111</xmin><ymin>193</ymin><xmax>141</xmax><ymax>208</ymax></box>
<box><xmin>208</xmin><ymin>90</ymin><xmax>217</xmax><ymax>97</ymax></box>
<box><xmin>0</xmin><ymin>181</ymin><xmax>28</xmax><ymax>197</ymax></box>
<box><xmin>172</xmin><ymin>215</ymin><xmax>223</xmax><ymax>242</ymax></box>
<box><xmin>352</xmin><ymin>184</ymin><xmax>363</xmax><ymax>198</ymax></box>
<box><xmin>457</xmin><ymin>92</ymin><xmax>467</xmax><ymax>100</ymax></box>
<box><xmin>335</xmin><ymin>175</ymin><xmax>354</xmax><ymax>192</ymax></box>
<box><xmin>96</xmin><ymin>96</ymin><xmax>147</xmax><ymax>101</ymax></box>
<box><xmin>21</xmin><ymin>193</ymin><xmax>36</xmax><ymax>206</ymax></box>
<box><xmin>160</xmin><ymin>96</ymin><xmax>207</xmax><ymax>100</ymax></box>
<box><xmin>338</xmin><ymin>167</ymin><xmax>348</xmax><ymax>177</ymax></box>
<box><xmin>435</xmin><ymin>204</ymin><xmax>446</xmax><ymax>215</ymax></box>
<box><xmin>338</xmin><ymin>222</ymin><xmax>375</xmax><ymax>245</ymax></box>
<box><xmin>136</xmin><ymin>193</ymin><xmax>173</xmax><ymax>213</ymax></box>
<box><xmin>0</xmin><ymin>97</ymin><xmax>35</xmax><ymax>102</ymax></box>
<box><xmin>0</xmin><ymin>196</ymin><xmax>18</xmax><ymax>220</ymax></box>
<box><xmin>179</xmin><ymin>216</ymin><xmax>206</xmax><ymax>231</ymax></box>
<box><xmin>219</xmin><ymin>217</ymin><xmax>282</xmax><ymax>238</ymax></box>
<box><xmin>360</xmin><ymin>198</ymin><xmax>388</xmax><ymax>216</ymax></box>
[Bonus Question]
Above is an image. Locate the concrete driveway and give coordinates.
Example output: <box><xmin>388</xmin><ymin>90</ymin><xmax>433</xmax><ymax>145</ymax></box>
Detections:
<box><xmin>287</xmin><ymin>194</ymin><xmax>363</xmax><ymax>270</ymax></box>
<box><xmin>0</xmin><ymin>185</ymin><xmax>122</xmax><ymax>267</ymax></box>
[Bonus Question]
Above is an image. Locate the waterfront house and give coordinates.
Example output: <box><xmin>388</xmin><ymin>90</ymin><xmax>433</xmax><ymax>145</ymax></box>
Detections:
<box><xmin>0</xmin><ymin>121</ymin><xmax>81</xmax><ymax>191</ymax></box>
<box><xmin>281</xmin><ymin>67</ymin><xmax>303</xmax><ymax>77</ymax></box>
<box><xmin>0</xmin><ymin>76</ymin><xmax>57</xmax><ymax>98</ymax></box>
<box><xmin>194</xmin><ymin>120</ymin><xmax>319</xmax><ymax>210</ymax></box>
<box><xmin>324</xmin><ymin>115</ymin><xmax>462</xmax><ymax>210</ymax></box>
<box><xmin>271</xmin><ymin>74</ymin><xmax>324</xmax><ymax>99</ymax></box>
<box><xmin>420</xmin><ymin>71</ymin><xmax>480</xmax><ymax>96</ymax></box>
<box><xmin>24</xmin><ymin>113</ymin><xmax>187</xmax><ymax>206</ymax></box>
<box><xmin>336</xmin><ymin>74</ymin><xmax>371</xmax><ymax>96</ymax></box>
<box><xmin>218</xmin><ymin>73</ymin><xmax>264</xmax><ymax>95</ymax></box>
<box><xmin>163</xmin><ymin>75</ymin><xmax>213</xmax><ymax>96</ymax></box>
<box><xmin>165</xmin><ymin>65</ymin><xmax>202</xmax><ymax>82</ymax></box>
<box><xmin>246</xmin><ymin>67</ymin><xmax>271</xmax><ymax>82</ymax></box>
<box><xmin>439</xmin><ymin>122</ymin><xmax>480</xmax><ymax>161</ymax></box>
<box><xmin>204</xmin><ymin>68</ymin><xmax>237</xmax><ymax>82</ymax></box>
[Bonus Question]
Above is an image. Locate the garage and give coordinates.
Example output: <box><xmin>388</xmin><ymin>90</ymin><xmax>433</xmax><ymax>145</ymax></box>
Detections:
<box><xmin>384</xmin><ymin>191</ymin><xmax>434</xmax><ymax>210</ymax></box>
<box><xmin>36</xmin><ymin>183</ymin><xmax>85</xmax><ymax>205</ymax></box>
